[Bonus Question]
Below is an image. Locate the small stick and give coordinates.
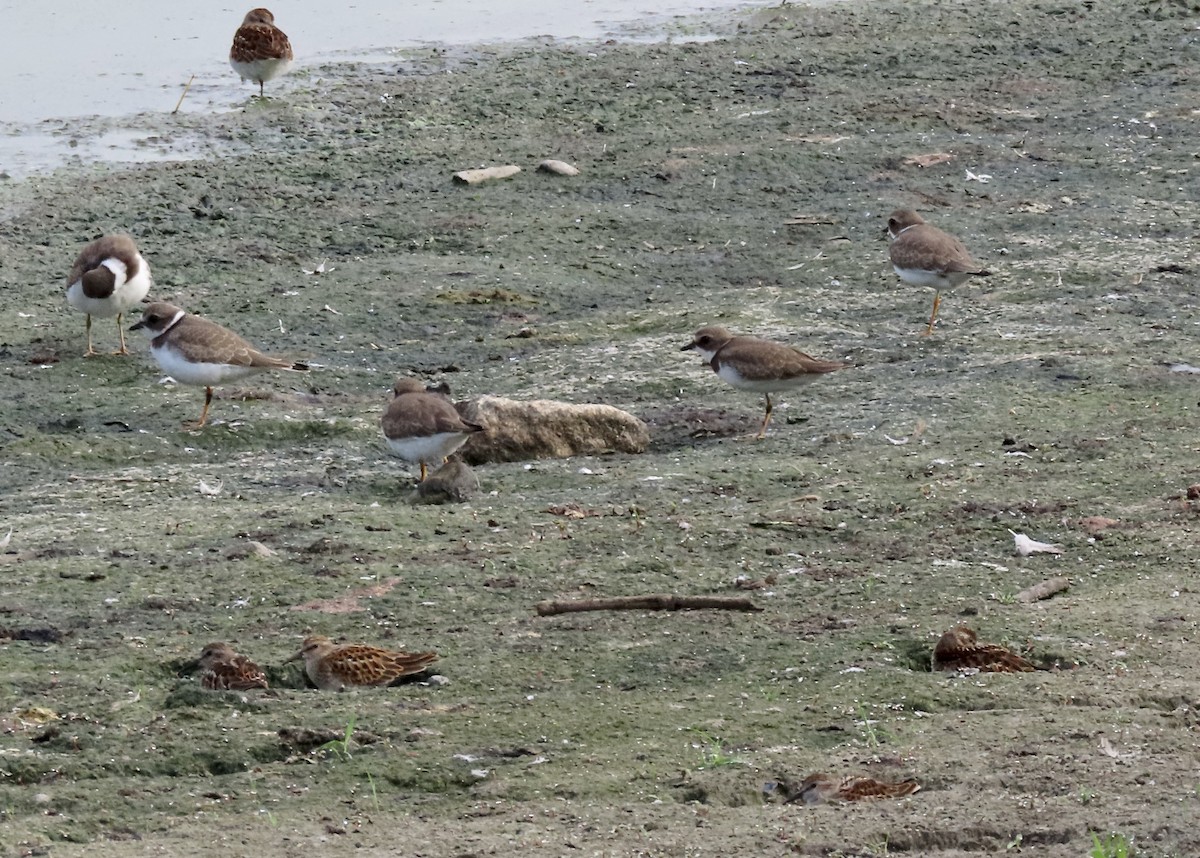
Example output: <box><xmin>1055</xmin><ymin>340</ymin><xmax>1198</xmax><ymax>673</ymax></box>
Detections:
<box><xmin>1016</xmin><ymin>576</ymin><xmax>1070</xmax><ymax>603</ymax></box>
<box><xmin>535</xmin><ymin>594</ymin><xmax>762</xmax><ymax>616</ymax></box>
<box><xmin>172</xmin><ymin>74</ymin><xmax>196</xmax><ymax>115</ymax></box>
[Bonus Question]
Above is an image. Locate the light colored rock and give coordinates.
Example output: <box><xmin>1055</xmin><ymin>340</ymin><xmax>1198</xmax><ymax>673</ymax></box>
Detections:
<box><xmin>456</xmin><ymin>396</ymin><xmax>649</xmax><ymax>464</ymax></box>
<box><xmin>537</xmin><ymin>159</ymin><xmax>580</xmax><ymax>176</ymax></box>
<box><xmin>452</xmin><ymin>165</ymin><xmax>521</xmax><ymax>185</ymax></box>
<box><xmin>413</xmin><ymin>459</ymin><xmax>480</xmax><ymax>505</ymax></box>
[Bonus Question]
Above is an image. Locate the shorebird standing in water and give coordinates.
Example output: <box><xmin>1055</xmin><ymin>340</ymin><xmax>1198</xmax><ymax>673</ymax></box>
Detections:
<box><xmin>230</xmin><ymin>8</ymin><xmax>294</xmax><ymax>97</ymax></box>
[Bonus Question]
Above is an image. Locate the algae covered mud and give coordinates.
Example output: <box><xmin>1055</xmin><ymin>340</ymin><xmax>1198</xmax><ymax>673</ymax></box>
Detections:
<box><xmin>2</xmin><ymin>1</ymin><xmax>1199</xmax><ymax>855</ymax></box>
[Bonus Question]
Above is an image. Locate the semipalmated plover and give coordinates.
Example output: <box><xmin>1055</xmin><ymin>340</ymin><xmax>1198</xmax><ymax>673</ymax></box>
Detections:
<box><xmin>66</xmin><ymin>234</ymin><xmax>152</xmax><ymax>356</ymax></box>
<box><xmin>285</xmin><ymin>635</ymin><xmax>439</xmax><ymax>692</ymax></box>
<box><xmin>130</xmin><ymin>301</ymin><xmax>308</xmax><ymax>429</ymax></box>
<box><xmin>230</xmin><ymin>8</ymin><xmax>293</xmax><ymax>97</ymax></box>
<box><xmin>887</xmin><ymin>208</ymin><xmax>990</xmax><ymax>335</ymax></box>
<box><xmin>681</xmin><ymin>326</ymin><xmax>847</xmax><ymax>438</ymax></box>
<box><xmin>382</xmin><ymin>378</ymin><xmax>484</xmax><ymax>482</ymax></box>
<box><xmin>932</xmin><ymin>625</ymin><xmax>1035</xmax><ymax>673</ymax></box>
<box><xmin>197</xmin><ymin>641</ymin><xmax>269</xmax><ymax>691</ymax></box>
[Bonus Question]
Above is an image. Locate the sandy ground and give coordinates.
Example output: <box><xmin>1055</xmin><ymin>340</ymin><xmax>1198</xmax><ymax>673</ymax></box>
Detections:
<box><xmin>2</xmin><ymin>1</ymin><xmax>1199</xmax><ymax>856</ymax></box>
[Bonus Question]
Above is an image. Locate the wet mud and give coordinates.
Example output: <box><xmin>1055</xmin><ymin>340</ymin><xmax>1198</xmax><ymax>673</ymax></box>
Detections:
<box><xmin>1</xmin><ymin>1</ymin><xmax>1198</xmax><ymax>855</ymax></box>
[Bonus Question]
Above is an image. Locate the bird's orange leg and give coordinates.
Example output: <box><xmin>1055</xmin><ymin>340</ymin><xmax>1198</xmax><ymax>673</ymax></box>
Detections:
<box><xmin>756</xmin><ymin>393</ymin><xmax>775</xmax><ymax>439</ymax></box>
<box><xmin>113</xmin><ymin>313</ymin><xmax>131</xmax><ymax>355</ymax></box>
<box><xmin>83</xmin><ymin>315</ymin><xmax>99</xmax><ymax>357</ymax></box>
<box><xmin>923</xmin><ymin>290</ymin><xmax>942</xmax><ymax>336</ymax></box>
<box><xmin>185</xmin><ymin>387</ymin><xmax>214</xmax><ymax>430</ymax></box>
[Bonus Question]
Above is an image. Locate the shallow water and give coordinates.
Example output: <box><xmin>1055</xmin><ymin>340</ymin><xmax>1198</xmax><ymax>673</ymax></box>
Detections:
<box><xmin>0</xmin><ymin>0</ymin><xmax>776</xmax><ymax>176</ymax></box>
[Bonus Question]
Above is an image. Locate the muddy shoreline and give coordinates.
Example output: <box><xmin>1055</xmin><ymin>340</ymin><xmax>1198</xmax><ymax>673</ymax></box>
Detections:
<box><xmin>2</xmin><ymin>1</ymin><xmax>1198</xmax><ymax>856</ymax></box>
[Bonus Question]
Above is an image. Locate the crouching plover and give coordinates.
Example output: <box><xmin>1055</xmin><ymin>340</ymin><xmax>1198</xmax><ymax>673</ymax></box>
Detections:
<box><xmin>285</xmin><ymin>635</ymin><xmax>439</xmax><ymax>692</ymax></box>
<box><xmin>131</xmin><ymin>301</ymin><xmax>308</xmax><ymax>429</ymax></box>
<box><xmin>196</xmin><ymin>641</ymin><xmax>269</xmax><ymax>691</ymax></box>
<box><xmin>382</xmin><ymin>378</ymin><xmax>484</xmax><ymax>482</ymax></box>
<box><xmin>788</xmin><ymin>773</ymin><xmax>921</xmax><ymax>805</ymax></box>
<box><xmin>932</xmin><ymin>625</ymin><xmax>1035</xmax><ymax>673</ymax></box>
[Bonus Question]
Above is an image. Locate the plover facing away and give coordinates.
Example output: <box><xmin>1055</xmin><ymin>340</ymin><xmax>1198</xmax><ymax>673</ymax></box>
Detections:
<box><xmin>886</xmin><ymin>208</ymin><xmax>990</xmax><ymax>335</ymax></box>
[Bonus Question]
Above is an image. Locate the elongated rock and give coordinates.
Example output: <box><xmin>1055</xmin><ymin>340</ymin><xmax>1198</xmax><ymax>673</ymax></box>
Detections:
<box><xmin>537</xmin><ymin>159</ymin><xmax>580</xmax><ymax>176</ymax></box>
<box><xmin>455</xmin><ymin>396</ymin><xmax>648</xmax><ymax>463</ymax></box>
<box><xmin>452</xmin><ymin>165</ymin><xmax>521</xmax><ymax>185</ymax></box>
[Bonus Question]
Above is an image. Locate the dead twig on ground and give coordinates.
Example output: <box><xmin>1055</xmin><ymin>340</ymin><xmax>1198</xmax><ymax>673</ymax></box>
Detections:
<box><xmin>1017</xmin><ymin>576</ymin><xmax>1070</xmax><ymax>603</ymax></box>
<box><xmin>535</xmin><ymin>594</ymin><xmax>761</xmax><ymax>616</ymax></box>
<box><xmin>172</xmin><ymin>75</ymin><xmax>196</xmax><ymax>115</ymax></box>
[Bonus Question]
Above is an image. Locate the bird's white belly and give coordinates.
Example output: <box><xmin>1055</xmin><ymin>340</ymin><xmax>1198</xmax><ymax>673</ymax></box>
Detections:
<box><xmin>232</xmin><ymin>57</ymin><xmax>292</xmax><ymax>84</ymax></box>
<box><xmin>893</xmin><ymin>265</ymin><xmax>957</xmax><ymax>289</ymax></box>
<box><xmin>385</xmin><ymin>432</ymin><xmax>470</xmax><ymax>465</ymax></box>
<box><xmin>151</xmin><ymin>345</ymin><xmax>261</xmax><ymax>386</ymax></box>
<box><xmin>716</xmin><ymin>363</ymin><xmax>811</xmax><ymax>393</ymax></box>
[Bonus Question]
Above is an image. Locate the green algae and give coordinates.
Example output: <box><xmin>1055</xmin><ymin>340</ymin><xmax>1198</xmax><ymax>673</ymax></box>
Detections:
<box><xmin>1</xmin><ymin>0</ymin><xmax>1199</xmax><ymax>855</ymax></box>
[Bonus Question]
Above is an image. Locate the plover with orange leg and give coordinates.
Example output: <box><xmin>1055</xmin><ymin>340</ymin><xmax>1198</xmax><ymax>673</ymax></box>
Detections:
<box><xmin>230</xmin><ymin>8</ymin><xmax>293</xmax><ymax>97</ymax></box>
<box><xmin>886</xmin><ymin>208</ymin><xmax>990</xmax><ymax>335</ymax></box>
<box><xmin>130</xmin><ymin>301</ymin><xmax>308</xmax><ymax>429</ymax></box>
<box><xmin>285</xmin><ymin>635</ymin><xmax>439</xmax><ymax>692</ymax></box>
<box><xmin>681</xmin><ymin>326</ymin><xmax>847</xmax><ymax>438</ymax></box>
<box><xmin>382</xmin><ymin>378</ymin><xmax>484</xmax><ymax>482</ymax></box>
<box><xmin>66</xmin><ymin>234</ymin><xmax>152</xmax><ymax>356</ymax></box>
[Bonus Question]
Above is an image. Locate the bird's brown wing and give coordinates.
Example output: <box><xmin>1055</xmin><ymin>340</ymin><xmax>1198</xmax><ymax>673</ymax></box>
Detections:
<box><xmin>891</xmin><ymin>225</ymin><xmax>986</xmax><ymax>275</ymax></box>
<box><xmin>788</xmin><ymin>772</ymin><xmax>920</xmax><ymax>804</ymax></box>
<box><xmin>718</xmin><ymin>338</ymin><xmax>846</xmax><ymax>381</ymax></box>
<box><xmin>67</xmin><ymin>235</ymin><xmax>141</xmax><ymax>284</ymax></box>
<box><xmin>939</xmin><ymin>232</ymin><xmax>988</xmax><ymax>275</ymax></box>
<box><xmin>202</xmin><ymin>656</ymin><xmax>269</xmax><ymax>690</ymax></box>
<box><xmin>231</xmin><ymin>24</ymin><xmax>293</xmax><ymax>63</ymax></box>
<box><xmin>381</xmin><ymin>650</ymin><xmax>440</xmax><ymax>682</ymax></box>
<box><xmin>383</xmin><ymin>395</ymin><xmax>480</xmax><ymax>437</ymax></box>
<box><xmin>170</xmin><ymin>315</ymin><xmax>298</xmax><ymax>369</ymax></box>
<box><xmin>329</xmin><ymin>645</ymin><xmax>438</xmax><ymax>686</ymax></box>
<box><xmin>837</xmin><ymin>776</ymin><xmax>921</xmax><ymax>801</ymax></box>
<box><xmin>944</xmin><ymin>645</ymin><xmax>1035</xmax><ymax>673</ymax></box>
<box><xmin>934</xmin><ymin>626</ymin><xmax>1035</xmax><ymax>672</ymax></box>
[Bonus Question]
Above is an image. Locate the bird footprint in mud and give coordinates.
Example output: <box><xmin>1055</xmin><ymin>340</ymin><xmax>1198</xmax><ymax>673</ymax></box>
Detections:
<box><xmin>932</xmin><ymin>625</ymin><xmax>1036</xmax><ymax>674</ymax></box>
